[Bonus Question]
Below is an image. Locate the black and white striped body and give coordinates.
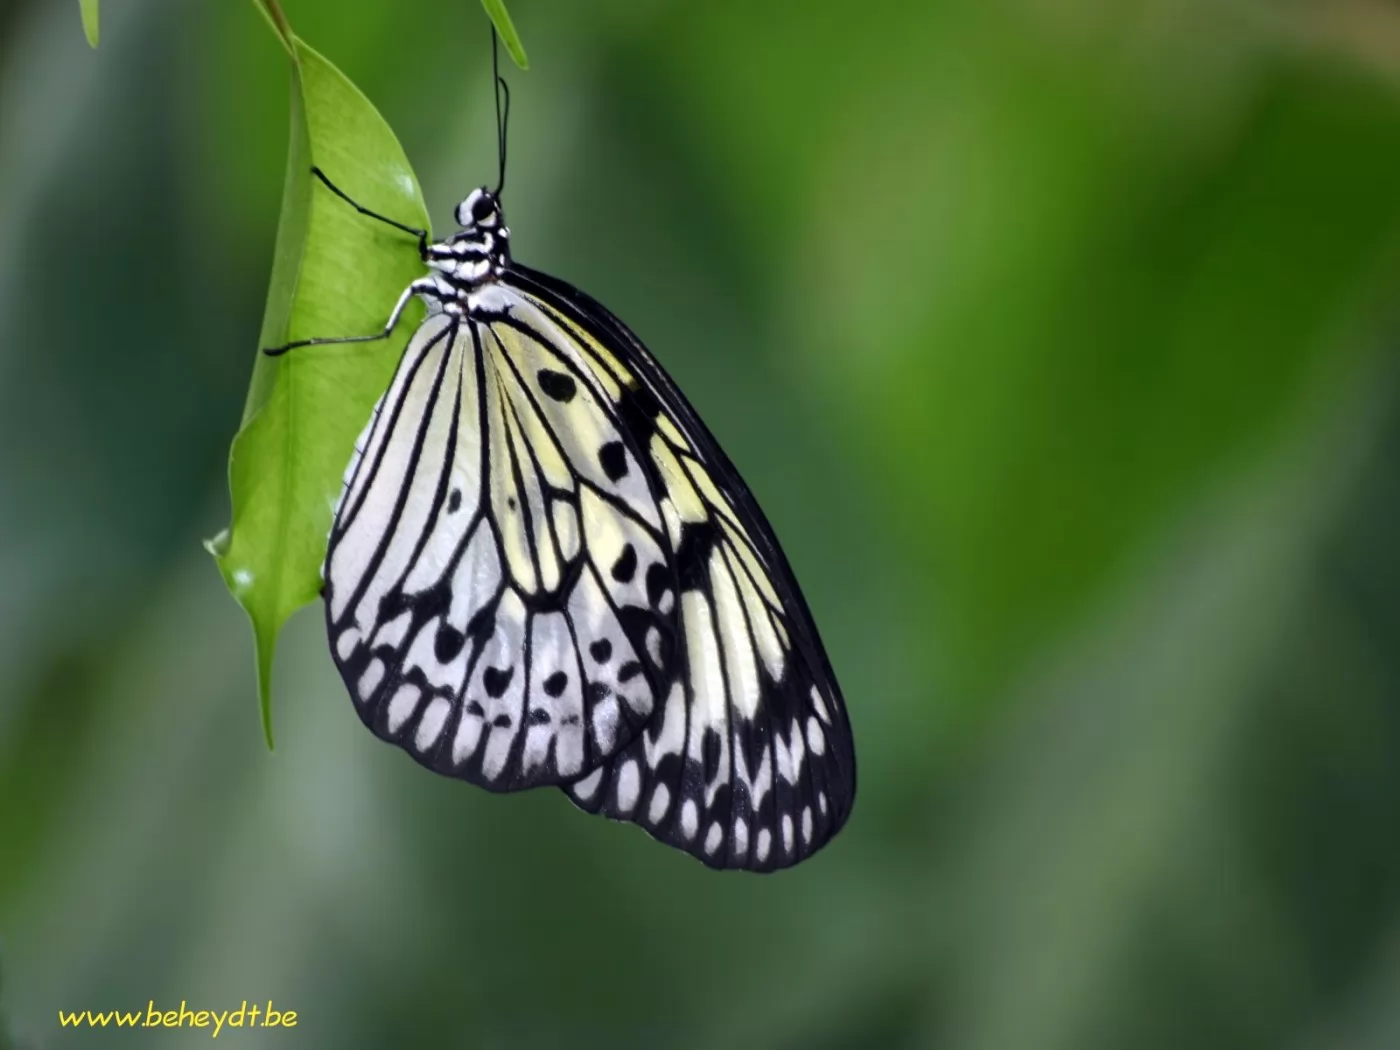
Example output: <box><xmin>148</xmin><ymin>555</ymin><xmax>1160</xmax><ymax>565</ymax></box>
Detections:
<box><xmin>324</xmin><ymin>187</ymin><xmax>855</xmax><ymax>870</ymax></box>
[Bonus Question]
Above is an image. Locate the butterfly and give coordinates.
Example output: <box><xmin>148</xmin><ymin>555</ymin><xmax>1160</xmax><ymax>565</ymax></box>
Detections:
<box><xmin>266</xmin><ymin>64</ymin><xmax>855</xmax><ymax>872</ymax></box>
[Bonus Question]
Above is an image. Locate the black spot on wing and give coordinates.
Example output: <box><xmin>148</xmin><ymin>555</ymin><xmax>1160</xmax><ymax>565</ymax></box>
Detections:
<box><xmin>611</xmin><ymin>544</ymin><xmax>638</xmax><ymax>583</ymax></box>
<box><xmin>675</xmin><ymin>520</ymin><xmax>718</xmax><ymax>591</ymax></box>
<box><xmin>645</xmin><ymin>562</ymin><xmax>670</xmax><ymax>607</ymax></box>
<box><xmin>484</xmin><ymin>665</ymin><xmax>514</xmax><ymax>698</ymax></box>
<box><xmin>471</xmin><ymin>600</ymin><xmax>497</xmax><ymax>634</ymax></box>
<box><xmin>598</xmin><ymin>440</ymin><xmax>628</xmax><ymax>482</ymax></box>
<box><xmin>537</xmin><ymin>369</ymin><xmax>577</xmax><ymax>402</ymax></box>
<box><xmin>590</xmin><ymin>639</ymin><xmax>612</xmax><ymax>664</ymax></box>
<box><xmin>702</xmin><ymin>727</ymin><xmax>723</xmax><ymax>782</ymax></box>
<box><xmin>434</xmin><ymin>624</ymin><xmax>466</xmax><ymax>663</ymax></box>
<box><xmin>543</xmin><ymin>670</ymin><xmax>568</xmax><ymax>697</ymax></box>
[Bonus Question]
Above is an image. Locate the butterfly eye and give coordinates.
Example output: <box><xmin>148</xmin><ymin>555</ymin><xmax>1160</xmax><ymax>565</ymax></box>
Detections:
<box><xmin>455</xmin><ymin>189</ymin><xmax>496</xmax><ymax>228</ymax></box>
<box><xmin>472</xmin><ymin>191</ymin><xmax>498</xmax><ymax>224</ymax></box>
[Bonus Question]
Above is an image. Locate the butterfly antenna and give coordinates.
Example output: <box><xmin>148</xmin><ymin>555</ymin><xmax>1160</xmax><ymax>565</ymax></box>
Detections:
<box><xmin>492</xmin><ymin>27</ymin><xmax>510</xmax><ymax>196</ymax></box>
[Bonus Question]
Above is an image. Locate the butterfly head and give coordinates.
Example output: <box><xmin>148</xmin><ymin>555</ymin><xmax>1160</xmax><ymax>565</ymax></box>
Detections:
<box><xmin>456</xmin><ymin>187</ymin><xmax>503</xmax><ymax>232</ymax></box>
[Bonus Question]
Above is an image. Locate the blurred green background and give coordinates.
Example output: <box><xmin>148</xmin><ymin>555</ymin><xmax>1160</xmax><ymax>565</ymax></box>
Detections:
<box><xmin>3</xmin><ymin>0</ymin><xmax>1400</xmax><ymax>1046</ymax></box>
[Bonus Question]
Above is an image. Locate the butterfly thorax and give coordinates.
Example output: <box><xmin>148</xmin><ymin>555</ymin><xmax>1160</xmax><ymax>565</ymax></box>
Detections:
<box><xmin>422</xmin><ymin>187</ymin><xmax>510</xmax><ymax>295</ymax></box>
<box><xmin>423</xmin><ymin>228</ymin><xmax>510</xmax><ymax>290</ymax></box>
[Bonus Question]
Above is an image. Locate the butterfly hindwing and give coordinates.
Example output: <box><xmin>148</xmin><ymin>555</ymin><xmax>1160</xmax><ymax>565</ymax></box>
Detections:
<box><xmin>324</xmin><ymin>307</ymin><xmax>676</xmax><ymax>791</ymax></box>
<box><xmin>505</xmin><ymin>266</ymin><xmax>857</xmax><ymax>871</ymax></box>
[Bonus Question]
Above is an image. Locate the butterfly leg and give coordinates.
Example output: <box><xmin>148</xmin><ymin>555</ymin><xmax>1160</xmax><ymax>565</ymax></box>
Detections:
<box><xmin>310</xmin><ymin>166</ymin><xmax>429</xmax><ymax>259</ymax></box>
<box><xmin>262</xmin><ymin>278</ymin><xmax>438</xmax><ymax>356</ymax></box>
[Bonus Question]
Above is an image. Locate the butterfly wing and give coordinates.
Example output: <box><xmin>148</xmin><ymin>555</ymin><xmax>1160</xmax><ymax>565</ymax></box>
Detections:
<box><xmin>324</xmin><ymin>307</ymin><xmax>677</xmax><ymax>791</ymax></box>
<box><xmin>505</xmin><ymin>265</ymin><xmax>857</xmax><ymax>871</ymax></box>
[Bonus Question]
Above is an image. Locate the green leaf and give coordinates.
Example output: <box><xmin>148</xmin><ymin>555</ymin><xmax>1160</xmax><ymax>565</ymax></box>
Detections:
<box><xmin>209</xmin><ymin>1</ymin><xmax>430</xmax><ymax>747</ymax></box>
<box><xmin>79</xmin><ymin>0</ymin><xmax>99</xmax><ymax>48</ymax></box>
<box><xmin>481</xmin><ymin>0</ymin><xmax>529</xmax><ymax>70</ymax></box>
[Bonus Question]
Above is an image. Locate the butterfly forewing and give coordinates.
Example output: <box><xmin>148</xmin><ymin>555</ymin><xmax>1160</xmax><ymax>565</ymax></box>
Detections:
<box><xmin>324</xmin><ymin>306</ymin><xmax>674</xmax><ymax>791</ymax></box>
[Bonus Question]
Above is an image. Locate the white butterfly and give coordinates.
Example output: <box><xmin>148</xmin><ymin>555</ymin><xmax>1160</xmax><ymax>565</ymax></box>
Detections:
<box><xmin>273</xmin><ymin>163</ymin><xmax>855</xmax><ymax>871</ymax></box>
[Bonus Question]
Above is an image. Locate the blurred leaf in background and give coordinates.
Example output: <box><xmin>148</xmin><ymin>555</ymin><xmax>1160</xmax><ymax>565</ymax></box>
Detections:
<box><xmin>78</xmin><ymin>0</ymin><xmax>98</xmax><ymax>48</ymax></box>
<box><xmin>480</xmin><ymin>0</ymin><xmax>528</xmax><ymax>69</ymax></box>
<box><xmin>2</xmin><ymin>0</ymin><xmax>1400</xmax><ymax>1048</ymax></box>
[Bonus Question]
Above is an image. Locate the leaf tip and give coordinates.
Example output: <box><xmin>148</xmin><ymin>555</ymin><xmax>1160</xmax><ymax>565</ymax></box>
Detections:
<box><xmin>209</xmin><ymin>528</ymin><xmax>276</xmax><ymax>747</ymax></box>
<box><xmin>79</xmin><ymin>0</ymin><xmax>99</xmax><ymax>48</ymax></box>
<box><xmin>254</xmin><ymin>620</ymin><xmax>278</xmax><ymax>752</ymax></box>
